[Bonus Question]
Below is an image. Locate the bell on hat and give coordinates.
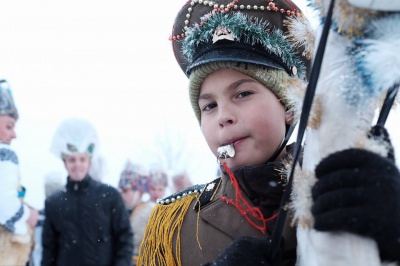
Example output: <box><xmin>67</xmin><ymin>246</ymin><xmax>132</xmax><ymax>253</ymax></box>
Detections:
<box><xmin>50</xmin><ymin>118</ymin><xmax>99</xmax><ymax>159</ymax></box>
<box><xmin>0</xmin><ymin>79</ymin><xmax>19</xmax><ymax>120</ymax></box>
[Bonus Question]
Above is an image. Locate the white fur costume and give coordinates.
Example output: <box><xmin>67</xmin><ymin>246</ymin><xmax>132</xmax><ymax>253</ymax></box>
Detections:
<box><xmin>288</xmin><ymin>1</ymin><xmax>400</xmax><ymax>265</ymax></box>
<box><xmin>0</xmin><ymin>143</ymin><xmax>30</xmax><ymax>235</ymax></box>
<box><xmin>0</xmin><ymin>143</ymin><xmax>32</xmax><ymax>266</ymax></box>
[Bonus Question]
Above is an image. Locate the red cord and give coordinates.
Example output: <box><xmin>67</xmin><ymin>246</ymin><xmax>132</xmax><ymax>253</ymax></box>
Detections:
<box><xmin>219</xmin><ymin>162</ymin><xmax>279</xmax><ymax>233</ymax></box>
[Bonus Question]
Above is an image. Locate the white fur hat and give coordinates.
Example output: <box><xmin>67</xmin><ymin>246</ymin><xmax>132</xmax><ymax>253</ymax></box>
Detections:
<box><xmin>50</xmin><ymin>118</ymin><xmax>99</xmax><ymax>159</ymax></box>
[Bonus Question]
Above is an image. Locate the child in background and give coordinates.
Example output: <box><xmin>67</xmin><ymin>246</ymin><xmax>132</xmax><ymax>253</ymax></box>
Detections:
<box><xmin>118</xmin><ymin>161</ymin><xmax>154</xmax><ymax>265</ymax></box>
<box><xmin>148</xmin><ymin>170</ymin><xmax>168</xmax><ymax>202</ymax></box>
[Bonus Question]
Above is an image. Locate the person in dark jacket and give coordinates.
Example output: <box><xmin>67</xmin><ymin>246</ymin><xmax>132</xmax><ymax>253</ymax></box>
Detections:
<box><xmin>42</xmin><ymin>118</ymin><xmax>133</xmax><ymax>266</ymax></box>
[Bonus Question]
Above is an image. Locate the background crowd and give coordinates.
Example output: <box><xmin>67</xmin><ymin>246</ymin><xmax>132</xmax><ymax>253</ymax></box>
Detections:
<box><xmin>0</xmin><ymin>79</ymin><xmax>197</xmax><ymax>265</ymax></box>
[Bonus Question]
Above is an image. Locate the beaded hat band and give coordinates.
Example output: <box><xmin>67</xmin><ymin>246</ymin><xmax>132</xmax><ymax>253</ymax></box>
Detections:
<box><xmin>171</xmin><ymin>0</ymin><xmax>313</xmax><ymax>80</ymax></box>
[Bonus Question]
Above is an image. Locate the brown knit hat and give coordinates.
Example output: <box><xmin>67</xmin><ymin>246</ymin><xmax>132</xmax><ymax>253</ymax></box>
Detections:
<box><xmin>170</xmin><ymin>0</ymin><xmax>314</xmax><ymax>122</ymax></box>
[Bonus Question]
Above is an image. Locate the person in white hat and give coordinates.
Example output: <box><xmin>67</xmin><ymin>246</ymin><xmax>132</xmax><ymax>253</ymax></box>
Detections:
<box><xmin>42</xmin><ymin>118</ymin><xmax>133</xmax><ymax>266</ymax></box>
<box><xmin>0</xmin><ymin>79</ymin><xmax>38</xmax><ymax>266</ymax></box>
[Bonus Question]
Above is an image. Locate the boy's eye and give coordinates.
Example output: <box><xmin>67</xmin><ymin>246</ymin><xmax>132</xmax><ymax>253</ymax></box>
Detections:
<box><xmin>236</xmin><ymin>91</ymin><xmax>253</xmax><ymax>98</ymax></box>
<box><xmin>202</xmin><ymin>102</ymin><xmax>217</xmax><ymax>112</ymax></box>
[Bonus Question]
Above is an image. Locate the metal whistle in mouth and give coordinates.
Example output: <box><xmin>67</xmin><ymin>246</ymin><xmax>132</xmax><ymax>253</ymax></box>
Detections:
<box><xmin>217</xmin><ymin>143</ymin><xmax>235</xmax><ymax>160</ymax></box>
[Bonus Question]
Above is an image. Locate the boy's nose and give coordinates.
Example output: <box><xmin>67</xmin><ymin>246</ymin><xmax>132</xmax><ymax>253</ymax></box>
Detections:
<box><xmin>218</xmin><ymin>106</ymin><xmax>237</xmax><ymax>127</ymax></box>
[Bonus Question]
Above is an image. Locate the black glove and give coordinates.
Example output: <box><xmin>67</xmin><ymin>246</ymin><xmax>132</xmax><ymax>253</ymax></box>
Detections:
<box><xmin>202</xmin><ymin>236</ymin><xmax>279</xmax><ymax>266</ymax></box>
<box><xmin>312</xmin><ymin>148</ymin><xmax>400</xmax><ymax>262</ymax></box>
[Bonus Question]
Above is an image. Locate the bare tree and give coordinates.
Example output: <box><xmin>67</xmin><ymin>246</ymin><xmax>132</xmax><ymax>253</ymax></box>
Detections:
<box><xmin>151</xmin><ymin>123</ymin><xmax>192</xmax><ymax>173</ymax></box>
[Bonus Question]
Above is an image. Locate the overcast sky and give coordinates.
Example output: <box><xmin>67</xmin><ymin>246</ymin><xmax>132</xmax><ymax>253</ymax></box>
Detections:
<box><xmin>1</xmin><ymin>1</ymin><xmax>399</xmax><ymax>209</ymax></box>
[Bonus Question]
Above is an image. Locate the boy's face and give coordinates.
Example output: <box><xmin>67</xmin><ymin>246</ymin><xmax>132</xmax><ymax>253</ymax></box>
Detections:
<box><xmin>0</xmin><ymin>115</ymin><xmax>16</xmax><ymax>144</ymax></box>
<box><xmin>199</xmin><ymin>68</ymin><xmax>290</xmax><ymax>169</ymax></box>
<box><xmin>64</xmin><ymin>153</ymin><xmax>91</xmax><ymax>181</ymax></box>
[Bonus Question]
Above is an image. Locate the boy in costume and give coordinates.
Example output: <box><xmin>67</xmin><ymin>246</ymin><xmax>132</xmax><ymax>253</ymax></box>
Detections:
<box><xmin>42</xmin><ymin>118</ymin><xmax>133</xmax><ymax>266</ymax></box>
<box><xmin>138</xmin><ymin>0</ymin><xmax>400</xmax><ymax>265</ymax></box>
<box><xmin>118</xmin><ymin>161</ymin><xmax>154</xmax><ymax>265</ymax></box>
<box><xmin>0</xmin><ymin>79</ymin><xmax>38</xmax><ymax>266</ymax></box>
<box><xmin>148</xmin><ymin>169</ymin><xmax>168</xmax><ymax>202</ymax></box>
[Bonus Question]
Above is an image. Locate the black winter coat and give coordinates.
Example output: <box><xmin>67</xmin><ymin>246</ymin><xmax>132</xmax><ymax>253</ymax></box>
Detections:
<box><xmin>42</xmin><ymin>175</ymin><xmax>133</xmax><ymax>266</ymax></box>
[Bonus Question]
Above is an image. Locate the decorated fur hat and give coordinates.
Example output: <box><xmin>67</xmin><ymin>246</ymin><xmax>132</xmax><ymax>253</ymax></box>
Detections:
<box><xmin>0</xmin><ymin>79</ymin><xmax>19</xmax><ymax>120</ymax></box>
<box><xmin>149</xmin><ymin>170</ymin><xmax>168</xmax><ymax>187</ymax></box>
<box><xmin>50</xmin><ymin>118</ymin><xmax>99</xmax><ymax>159</ymax></box>
<box><xmin>170</xmin><ymin>0</ymin><xmax>314</xmax><ymax>122</ymax></box>
<box><xmin>118</xmin><ymin>161</ymin><xmax>149</xmax><ymax>192</ymax></box>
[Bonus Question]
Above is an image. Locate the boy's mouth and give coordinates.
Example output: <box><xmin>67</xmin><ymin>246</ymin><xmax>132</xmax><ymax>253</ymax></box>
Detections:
<box><xmin>217</xmin><ymin>143</ymin><xmax>235</xmax><ymax>160</ymax></box>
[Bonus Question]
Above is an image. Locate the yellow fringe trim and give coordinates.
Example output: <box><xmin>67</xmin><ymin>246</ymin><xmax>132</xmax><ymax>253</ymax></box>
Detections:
<box><xmin>195</xmin><ymin>197</ymin><xmax>203</xmax><ymax>251</ymax></box>
<box><xmin>138</xmin><ymin>194</ymin><xmax>198</xmax><ymax>266</ymax></box>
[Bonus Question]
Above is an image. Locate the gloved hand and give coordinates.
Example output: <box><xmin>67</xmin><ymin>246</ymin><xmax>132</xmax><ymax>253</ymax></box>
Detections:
<box><xmin>202</xmin><ymin>236</ymin><xmax>279</xmax><ymax>266</ymax></box>
<box><xmin>312</xmin><ymin>148</ymin><xmax>400</xmax><ymax>262</ymax></box>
